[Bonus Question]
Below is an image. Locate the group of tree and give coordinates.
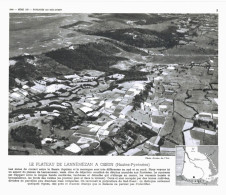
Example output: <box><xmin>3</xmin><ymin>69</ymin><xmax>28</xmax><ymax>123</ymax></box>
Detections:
<box><xmin>9</xmin><ymin>57</ymin><xmax>41</xmax><ymax>89</ymax></box>
<box><xmin>132</xmin><ymin>82</ymin><xmax>153</xmax><ymax>110</ymax></box>
<box><xmin>52</xmin><ymin>112</ymin><xmax>84</xmax><ymax>130</ymax></box>
<box><xmin>194</xmin><ymin>119</ymin><xmax>217</xmax><ymax>129</ymax></box>
<box><xmin>10</xmin><ymin>125</ymin><xmax>42</xmax><ymax>149</ymax></box>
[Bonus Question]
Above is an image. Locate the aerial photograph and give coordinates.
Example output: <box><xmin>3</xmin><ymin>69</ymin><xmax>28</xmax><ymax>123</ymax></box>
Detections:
<box><xmin>9</xmin><ymin>13</ymin><xmax>218</xmax><ymax>155</ymax></box>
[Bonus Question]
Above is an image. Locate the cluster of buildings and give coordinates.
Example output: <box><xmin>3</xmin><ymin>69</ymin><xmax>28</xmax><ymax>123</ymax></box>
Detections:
<box><xmin>62</xmin><ymin>82</ymin><xmax>148</xmax><ymax>150</ymax></box>
<box><xmin>182</xmin><ymin>112</ymin><xmax>218</xmax><ymax>146</ymax></box>
<box><xmin>9</xmin><ymin>51</ymin><xmax>218</xmax><ymax>156</ymax></box>
<box><xmin>174</xmin><ymin>15</ymin><xmax>217</xmax><ymax>46</ymax></box>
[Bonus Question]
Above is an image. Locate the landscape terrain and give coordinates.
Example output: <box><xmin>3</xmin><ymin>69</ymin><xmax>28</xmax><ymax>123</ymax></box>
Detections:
<box><xmin>9</xmin><ymin>13</ymin><xmax>218</xmax><ymax>155</ymax></box>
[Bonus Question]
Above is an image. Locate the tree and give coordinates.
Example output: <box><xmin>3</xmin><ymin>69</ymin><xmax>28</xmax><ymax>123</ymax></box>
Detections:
<box><xmin>100</xmin><ymin>138</ymin><xmax>115</xmax><ymax>153</ymax></box>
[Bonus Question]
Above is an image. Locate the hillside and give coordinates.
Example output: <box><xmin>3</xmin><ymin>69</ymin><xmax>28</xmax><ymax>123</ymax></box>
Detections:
<box><xmin>88</xmin><ymin>27</ymin><xmax>179</xmax><ymax>48</ymax></box>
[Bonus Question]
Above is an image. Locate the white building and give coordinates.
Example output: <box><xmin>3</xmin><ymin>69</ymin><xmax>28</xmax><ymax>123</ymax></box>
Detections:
<box><xmin>65</xmin><ymin>143</ymin><xmax>81</xmax><ymax>154</ymax></box>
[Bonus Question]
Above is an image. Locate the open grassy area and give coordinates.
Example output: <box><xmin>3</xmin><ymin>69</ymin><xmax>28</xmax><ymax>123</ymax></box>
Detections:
<box><xmin>166</xmin><ymin>112</ymin><xmax>185</xmax><ymax>145</ymax></box>
<box><xmin>174</xmin><ymin>100</ymin><xmax>197</xmax><ymax>119</ymax></box>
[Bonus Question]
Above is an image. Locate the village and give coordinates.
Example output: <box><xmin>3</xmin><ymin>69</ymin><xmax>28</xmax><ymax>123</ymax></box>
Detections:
<box><xmin>8</xmin><ymin>14</ymin><xmax>218</xmax><ymax>155</ymax></box>
<box><xmin>8</xmin><ymin>56</ymin><xmax>218</xmax><ymax>155</ymax></box>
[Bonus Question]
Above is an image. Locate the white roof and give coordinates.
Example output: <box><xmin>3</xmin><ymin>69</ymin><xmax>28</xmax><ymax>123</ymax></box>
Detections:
<box><xmin>165</xmin><ymin>90</ymin><xmax>174</xmax><ymax>93</ymax></box>
<box><xmin>22</xmin><ymin>85</ymin><xmax>29</xmax><ymax>89</ymax></box>
<box><xmin>192</xmin><ymin>127</ymin><xmax>205</xmax><ymax>133</ymax></box>
<box><xmin>80</xmin><ymin>106</ymin><xmax>93</xmax><ymax>113</ymax></box>
<box><xmin>204</xmin><ymin>129</ymin><xmax>217</xmax><ymax>135</ymax></box>
<box><xmin>144</xmin><ymin>102</ymin><xmax>152</xmax><ymax>107</ymax></box>
<box><xmin>89</xmin><ymin>126</ymin><xmax>100</xmax><ymax>132</ymax></box>
<box><xmin>77</xmin><ymin>137</ymin><xmax>96</xmax><ymax>144</ymax></box>
<box><xmin>41</xmin><ymin>111</ymin><xmax>48</xmax><ymax>114</ymax></box>
<box><xmin>87</xmin><ymin>97</ymin><xmax>99</xmax><ymax>100</ymax></box>
<box><xmin>167</xmin><ymin>66</ymin><xmax>175</xmax><ymax>70</ymax></box>
<box><xmin>18</xmin><ymin>114</ymin><xmax>24</xmax><ymax>118</ymax></box>
<box><xmin>9</xmin><ymin>60</ymin><xmax>17</xmax><ymax>66</ymax></box>
<box><xmin>140</xmin><ymin>102</ymin><xmax>144</xmax><ymax>110</ymax></box>
<box><xmin>154</xmin><ymin>76</ymin><xmax>163</xmax><ymax>81</ymax></box>
<box><xmin>62</xmin><ymin>102</ymin><xmax>71</xmax><ymax>107</ymax></box>
<box><xmin>165</xmin><ymin>98</ymin><xmax>173</xmax><ymax>102</ymax></box>
<box><xmin>50</xmin><ymin>104</ymin><xmax>67</xmax><ymax>109</ymax></box>
<box><xmin>115</xmin><ymin>98</ymin><xmax>122</xmax><ymax>102</ymax></box>
<box><xmin>88</xmin><ymin>124</ymin><xmax>100</xmax><ymax>128</ymax></box>
<box><xmin>142</xmin><ymin>123</ymin><xmax>153</xmax><ymax>130</ymax></box>
<box><xmin>98</xmin><ymin>130</ymin><xmax>109</xmax><ymax>136</ymax></box>
<box><xmin>100</xmin><ymin>120</ymin><xmax>114</xmax><ymax>130</ymax></box>
<box><xmin>65</xmin><ymin>143</ymin><xmax>81</xmax><ymax>154</ymax></box>
<box><xmin>13</xmin><ymin>88</ymin><xmax>19</xmax><ymax>92</ymax></box>
<box><xmin>128</xmin><ymin>88</ymin><xmax>137</xmax><ymax>92</ymax></box>
<box><xmin>21</xmin><ymin>91</ymin><xmax>28</xmax><ymax>96</ymax></box>
<box><xmin>45</xmin><ymin>84</ymin><xmax>70</xmax><ymax>93</ymax></box>
<box><xmin>109</xmin><ymin>114</ymin><xmax>117</xmax><ymax>120</ymax></box>
<box><xmin>64</xmin><ymin>74</ymin><xmax>80</xmax><ymax>79</ymax></box>
<box><xmin>41</xmin><ymin>138</ymin><xmax>53</xmax><ymax>145</ymax></box>
<box><xmin>159</xmin><ymin>105</ymin><xmax>167</xmax><ymax>109</ymax></box>
<box><xmin>52</xmin><ymin>113</ymin><xmax>60</xmax><ymax>117</ymax></box>
<box><xmin>213</xmin><ymin>114</ymin><xmax>218</xmax><ymax>119</ymax></box>
<box><xmin>87</xmin><ymin>112</ymin><xmax>93</xmax><ymax>116</ymax></box>
<box><xmin>105</xmin><ymin>101</ymin><xmax>113</xmax><ymax>108</ymax></box>
<box><xmin>120</xmin><ymin>105</ymin><xmax>133</xmax><ymax>115</ymax></box>
<box><xmin>68</xmin><ymin>46</ymin><xmax>75</xmax><ymax>50</ymax></box>
<box><xmin>88</xmin><ymin>124</ymin><xmax>101</xmax><ymax>133</ymax></box>
<box><xmin>43</xmin><ymin>77</ymin><xmax>57</xmax><ymax>82</ymax></box>
<box><xmin>119</xmin><ymin>114</ymin><xmax>125</xmax><ymax>119</ymax></box>
<box><xmin>176</xmin><ymin>28</ymin><xmax>189</xmax><ymax>33</ymax></box>
<box><xmin>140</xmin><ymin>68</ymin><xmax>148</xmax><ymax>72</ymax></box>
<box><xmin>214</xmin><ymin>98</ymin><xmax>218</xmax><ymax>105</ymax></box>
<box><xmin>197</xmin><ymin>112</ymin><xmax>212</xmax><ymax>118</ymax></box>
<box><xmin>11</xmin><ymin>92</ymin><xmax>21</xmax><ymax>99</ymax></box>
<box><xmin>93</xmin><ymin>111</ymin><xmax>101</xmax><ymax>117</ymax></box>
<box><xmin>97</xmin><ymin>129</ymin><xmax>109</xmax><ymax>136</ymax></box>
<box><xmin>99</xmin><ymin>101</ymin><xmax>105</xmax><ymax>106</ymax></box>
<box><xmin>72</xmin><ymin>78</ymin><xmax>80</xmax><ymax>82</ymax></box>
<box><xmin>102</xmin><ymin>109</ymin><xmax>112</xmax><ymax>116</ymax></box>
<box><xmin>31</xmin><ymin>83</ymin><xmax>46</xmax><ymax>92</ymax></box>
<box><xmin>82</xmin><ymin>102</ymin><xmax>93</xmax><ymax>108</ymax></box>
<box><xmin>79</xmin><ymin>144</ymin><xmax>90</xmax><ymax>149</ymax></box>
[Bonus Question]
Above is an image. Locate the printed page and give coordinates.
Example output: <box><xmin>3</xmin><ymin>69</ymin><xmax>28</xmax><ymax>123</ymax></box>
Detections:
<box><xmin>0</xmin><ymin>0</ymin><xmax>225</xmax><ymax>194</ymax></box>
